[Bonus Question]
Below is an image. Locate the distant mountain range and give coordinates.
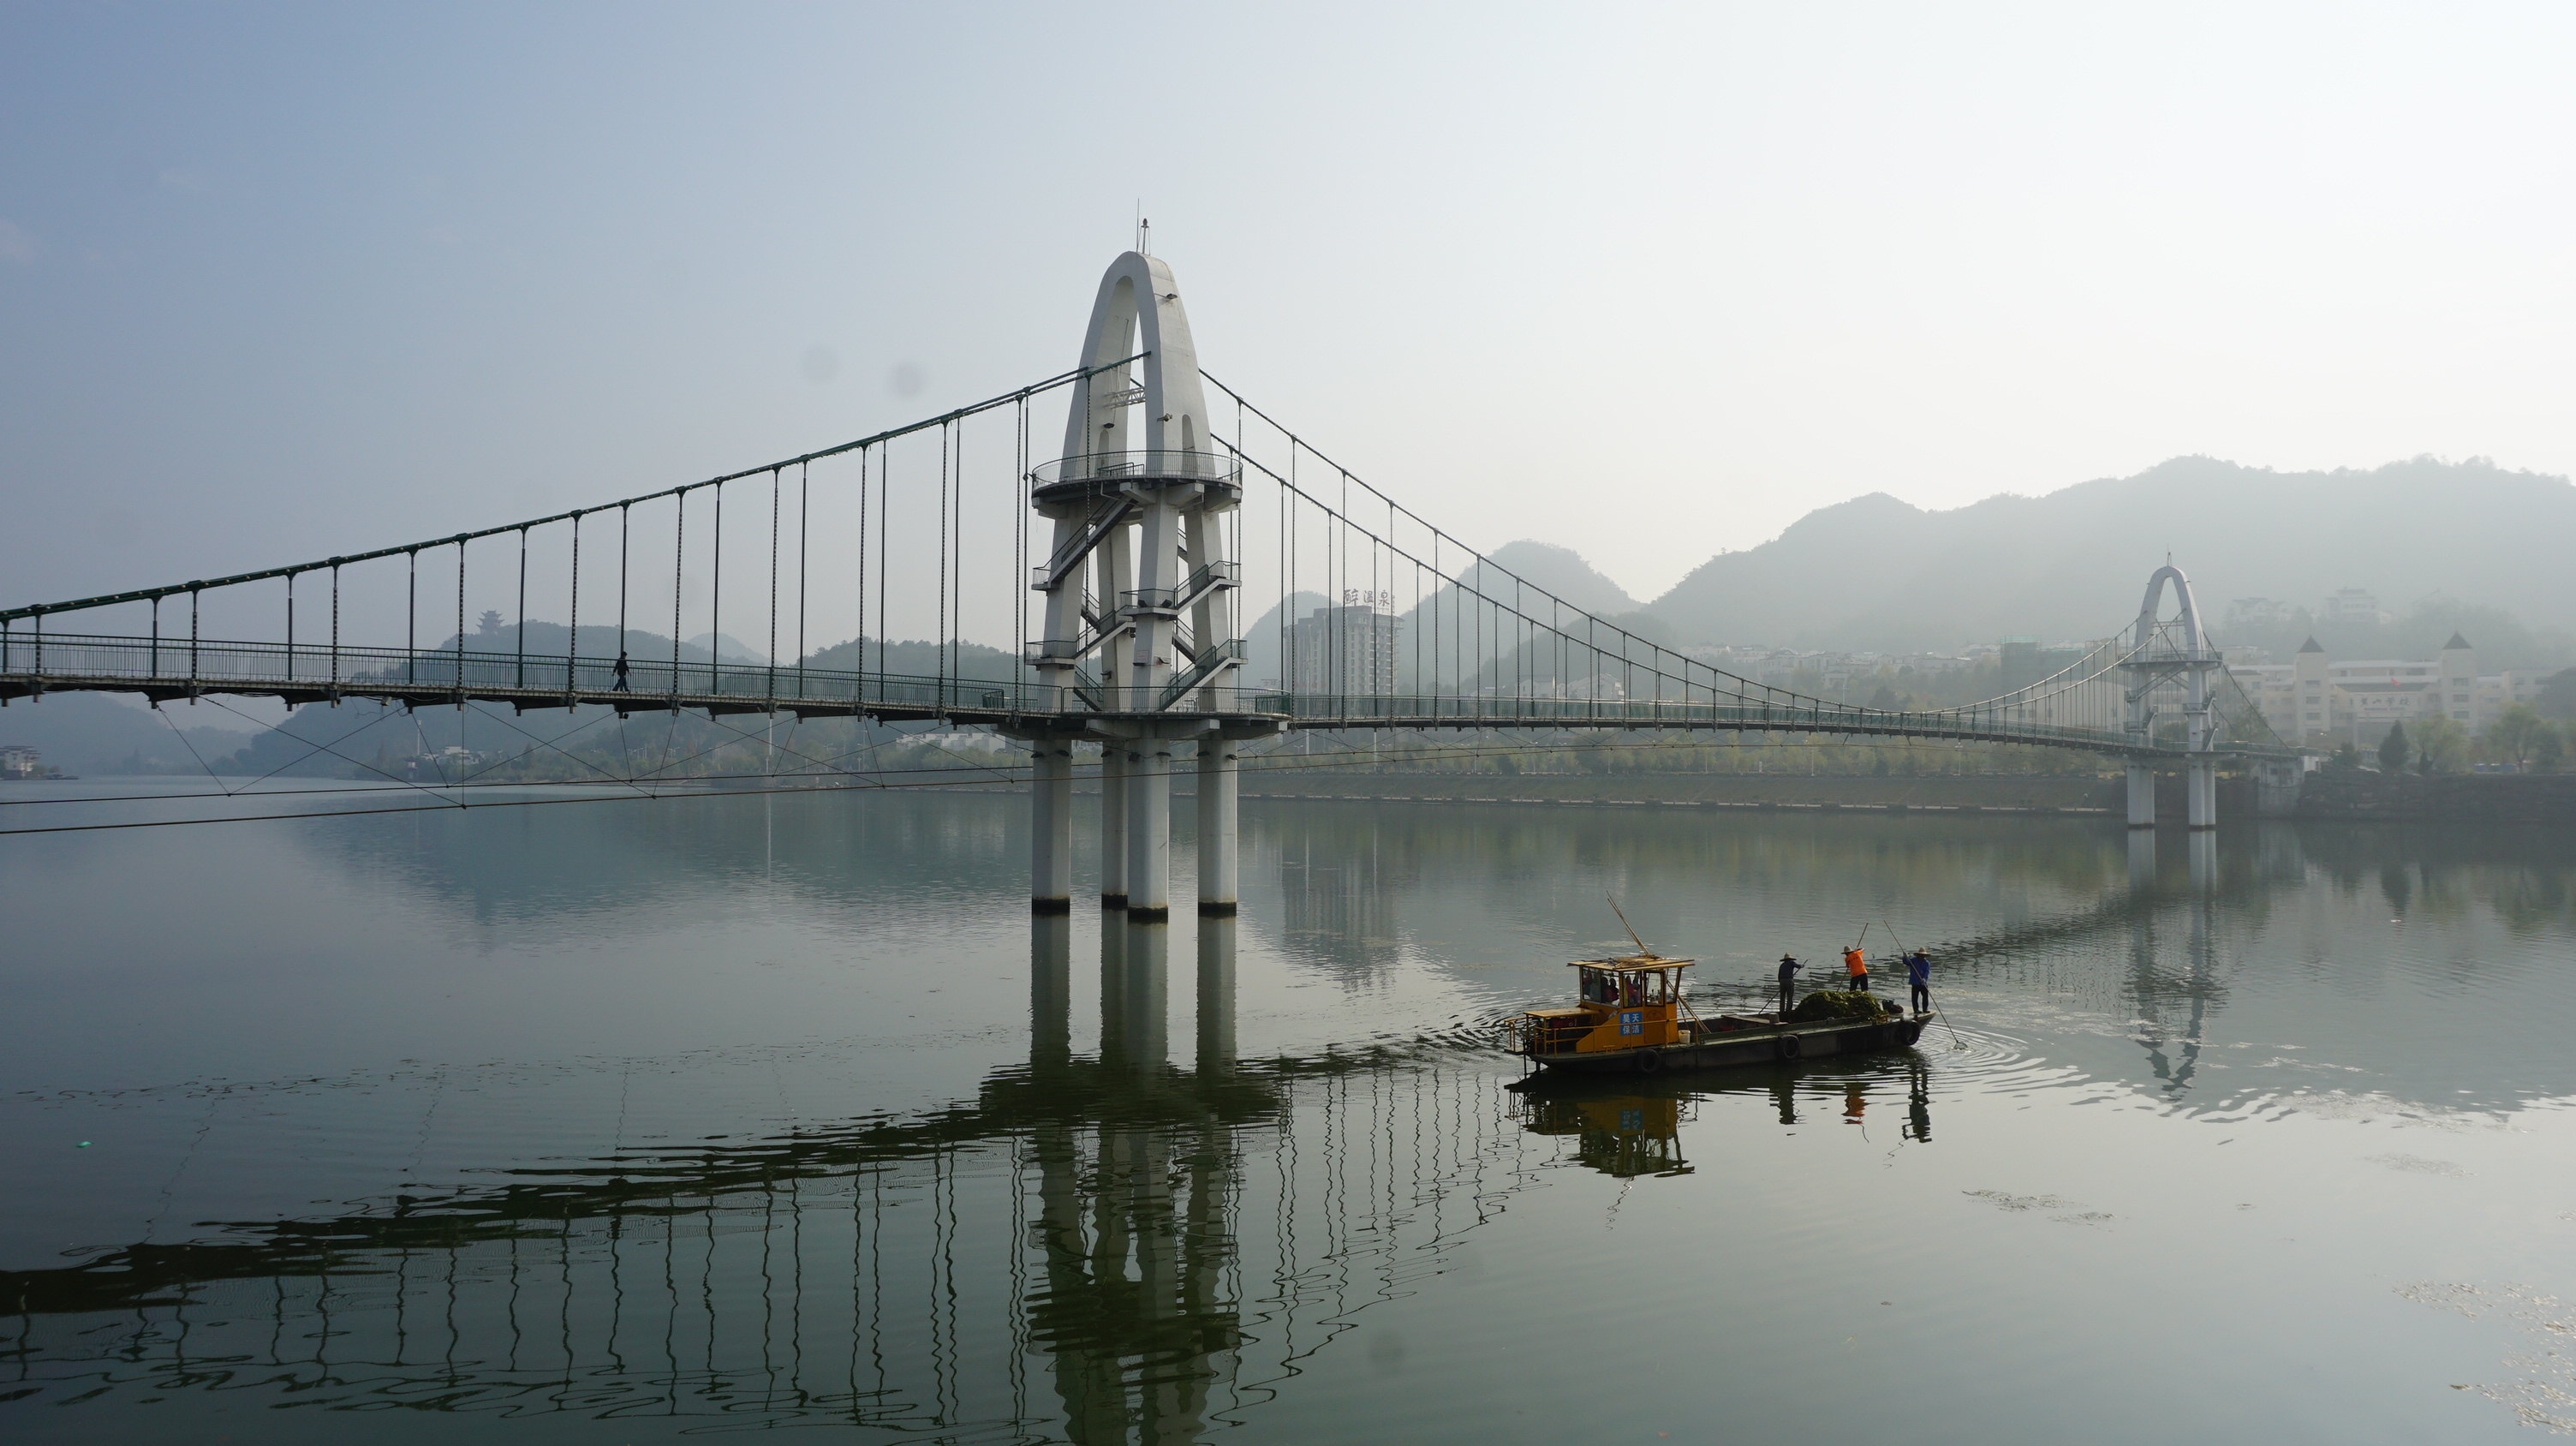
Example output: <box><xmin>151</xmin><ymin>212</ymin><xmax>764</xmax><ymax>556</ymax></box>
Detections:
<box><xmin>1242</xmin><ymin>541</ymin><xmax>1648</xmax><ymax>685</ymax></box>
<box><xmin>1583</xmin><ymin>456</ymin><xmax>2576</xmax><ymax>660</ymax></box>
<box><xmin>1252</xmin><ymin>463</ymin><xmax>2576</xmax><ymax>684</ymax></box>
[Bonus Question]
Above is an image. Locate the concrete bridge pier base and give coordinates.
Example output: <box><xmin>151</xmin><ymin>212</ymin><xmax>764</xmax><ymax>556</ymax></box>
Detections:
<box><xmin>2186</xmin><ymin>758</ymin><xmax>2218</xmax><ymax>831</ymax></box>
<box><xmin>1196</xmin><ymin>740</ymin><xmax>1237</xmax><ymax>917</ymax></box>
<box><xmin>1099</xmin><ymin>746</ymin><xmax>1129</xmax><ymax>909</ymax></box>
<box><xmin>1125</xmin><ymin>739</ymin><xmax>1173</xmax><ymax>922</ymax></box>
<box><xmin>2126</xmin><ymin>765</ymin><xmax>2156</xmax><ymax>829</ymax></box>
<box><xmin>1029</xmin><ymin>738</ymin><xmax>1074</xmax><ymax>913</ymax></box>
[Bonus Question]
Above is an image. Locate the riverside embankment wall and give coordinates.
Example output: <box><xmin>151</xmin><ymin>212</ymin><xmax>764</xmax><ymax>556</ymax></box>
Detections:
<box><xmin>2294</xmin><ymin>772</ymin><xmax>2576</xmax><ymax>824</ymax></box>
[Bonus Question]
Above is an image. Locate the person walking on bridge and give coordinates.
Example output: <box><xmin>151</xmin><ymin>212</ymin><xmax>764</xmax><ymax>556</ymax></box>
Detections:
<box><xmin>1907</xmin><ymin>949</ymin><xmax>1932</xmax><ymax>1016</ymax></box>
<box><xmin>612</xmin><ymin>651</ymin><xmax>632</xmax><ymax>692</ymax></box>
<box><xmin>1842</xmin><ymin>944</ymin><xmax>1870</xmax><ymax>994</ymax></box>
<box><xmin>1776</xmin><ymin>954</ymin><xmax>1801</xmax><ymax>1019</ymax></box>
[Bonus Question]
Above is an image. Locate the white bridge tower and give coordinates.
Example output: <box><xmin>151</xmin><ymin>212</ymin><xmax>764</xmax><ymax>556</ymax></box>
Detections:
<box><xmin>1012</xmin><ymin>252</ymin><xmax>1281</xmax><ymax>922</ymax></box>
<box><xmin>2120</xmin><ymin>565</ymin><xmax>2223</xmax><ymax>832</ymax></box>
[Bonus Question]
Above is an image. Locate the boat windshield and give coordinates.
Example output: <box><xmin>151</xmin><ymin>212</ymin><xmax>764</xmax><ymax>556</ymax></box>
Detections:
<box><xmin>1581</xmin><ymin>967</ymin><xmax>1673</xmax><ymax>1007</ymax></box>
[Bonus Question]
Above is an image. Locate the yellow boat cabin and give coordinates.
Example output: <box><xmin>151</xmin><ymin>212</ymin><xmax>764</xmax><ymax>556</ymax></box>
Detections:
<box><xmin>1509</xmin><ymin>953</ymin><xmax>1697</xmax><ymax>1058</ymax></box>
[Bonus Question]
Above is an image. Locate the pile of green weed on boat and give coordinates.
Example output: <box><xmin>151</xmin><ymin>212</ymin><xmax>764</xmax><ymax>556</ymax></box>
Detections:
<box><xmin>1789</xmin><ymin>990</ymin><xmax>1898</xmax><ymax>1024</ymax></box>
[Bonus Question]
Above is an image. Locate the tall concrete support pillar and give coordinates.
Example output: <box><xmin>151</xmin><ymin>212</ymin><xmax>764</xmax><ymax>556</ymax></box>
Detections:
<box><xmin>1127</xmin><ymin>738</ymin><xmax>1173</xmax><ymax>921</ymax></box>
<box><xmin>1196</xmin><ymin>738</ymin><xmax>1237</xmax><ymax>917</ymax></box>
<box><xmin>1030</xmin><ymin>738</ymin><xmax>1074</xmax><ymax>913</ymax></box>
<box><xmin>1099</xmin><ymin>745</ymin><xmax>1129</xmax><ymax>908</ymax></box>
<box><xmin>2186</xmin><ymin>758</ymin><xmax>2218</xmax><ymax>832</ymax></box>
<box><xmin>2126</xmin><ymin>764</ymin><xmax>2156</xmax><ymax>829</ymax></box>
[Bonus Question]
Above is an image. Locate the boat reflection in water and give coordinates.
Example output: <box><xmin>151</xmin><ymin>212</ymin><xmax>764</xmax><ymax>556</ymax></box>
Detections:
<box><xmin>1515</xmin><ymin>1084</ymin><xmax>1698</xmax><ymax>1178</ymax></box>
<box><xmin>0</xmin><ymin>917</ymin><xmax>1535</xmax><ymax>1442</ymax></box>
<box><xmin>1513</xmin><ymin>1053</ymin><xmax>1940</xmax><ymax>1181</ymax></box>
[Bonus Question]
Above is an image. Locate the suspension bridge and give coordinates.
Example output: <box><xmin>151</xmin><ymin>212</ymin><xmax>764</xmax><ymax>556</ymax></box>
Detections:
<box><xmin>0</xmin><ymin>251</ymin><xmax>2300</xmax><ymax>916</ymax></box>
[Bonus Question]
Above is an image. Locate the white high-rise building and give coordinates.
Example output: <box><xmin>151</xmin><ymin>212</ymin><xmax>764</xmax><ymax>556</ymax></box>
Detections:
<box><xmin>1286</xmin><ymin>593</ymin><xmax>1403</xmax><ymax>696</ymax></box>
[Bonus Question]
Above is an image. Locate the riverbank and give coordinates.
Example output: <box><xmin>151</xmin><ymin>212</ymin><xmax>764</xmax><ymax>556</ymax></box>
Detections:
<box><xmin>2295</xmin><ymin>770</ymin><xmax>2576</xmax><ymax>823</ymax></box>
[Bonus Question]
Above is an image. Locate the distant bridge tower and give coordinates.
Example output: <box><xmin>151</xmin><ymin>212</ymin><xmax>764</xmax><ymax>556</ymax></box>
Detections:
<box><xmin>1014</xmin><ymin>252</ymin><xmax>1279</xmax><ymax>921</ymax></box>
<box><xmin>2120</xmin><ymin>565</ymin><xmax>2222</xmax><ymax>831</ymax></box>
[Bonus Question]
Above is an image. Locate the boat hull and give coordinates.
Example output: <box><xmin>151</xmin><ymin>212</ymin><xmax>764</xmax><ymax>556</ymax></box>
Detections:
<box><xmin>1524</xmin><ymin>1015</ymin><xmax>1923</xmax><ymax>1075</ymax></box>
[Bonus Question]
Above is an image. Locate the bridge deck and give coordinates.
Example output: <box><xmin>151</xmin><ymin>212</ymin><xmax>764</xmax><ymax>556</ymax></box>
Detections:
<box><xmin>0</xmin><ymin>631</ymin><xmax>2294</xmax><ymax>759</ymax></box>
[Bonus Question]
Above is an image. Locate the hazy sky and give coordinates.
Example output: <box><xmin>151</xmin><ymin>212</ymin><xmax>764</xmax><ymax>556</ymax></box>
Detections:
<box><xmin>7</xmin><ymin>2</ymin><xmax>2574</xmax><ymax>613</ymax></box>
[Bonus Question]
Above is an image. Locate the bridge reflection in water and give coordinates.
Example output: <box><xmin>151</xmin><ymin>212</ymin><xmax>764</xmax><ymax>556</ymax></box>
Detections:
<box><xmin>0</xmin><ymin>897</ymin><xmax>1975</xmax><ymax>1438</ymax></box>
<box><xmin>0</xmin><ymin>918</ymin><xmax>1545</xmax><ymax>1439</ymax></box>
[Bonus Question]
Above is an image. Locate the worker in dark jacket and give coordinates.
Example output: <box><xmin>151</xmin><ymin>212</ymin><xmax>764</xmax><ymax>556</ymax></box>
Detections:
<box><xmin>1907</xmin><ymin>950</ymin><xmax>1932</xmax><ymax>1015</ymax></box>
<box><xmin>1776</xmin><ymin>953</ymin><xmax>1801</xmax><ymax>1019</ymax></box>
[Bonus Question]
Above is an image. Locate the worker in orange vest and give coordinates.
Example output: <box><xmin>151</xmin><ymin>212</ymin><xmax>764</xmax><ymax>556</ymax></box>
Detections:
<box><xmin>1842</xmin><ymin>945</ymin><xmax>1870</xmax><ymax>994</ymax></box>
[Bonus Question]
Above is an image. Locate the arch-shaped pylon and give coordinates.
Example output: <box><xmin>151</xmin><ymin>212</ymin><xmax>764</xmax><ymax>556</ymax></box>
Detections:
<box><xmin>2121</xmin><ymin>562</ymin><xmax>2221</xmax><ymax>784</ymax></box>
<box><xmin>2132</xmin><ymin>564</ymin><xmax>2208</xmax><ymax>657</ymax></box>
<box><xmin>1057</xmin><ymin>251</ymin><xmax>1215</xmax><ymax>472</ymax></box>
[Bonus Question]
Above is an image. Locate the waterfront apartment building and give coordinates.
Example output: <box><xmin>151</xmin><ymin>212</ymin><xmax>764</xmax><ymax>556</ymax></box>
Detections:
<box><xmin>0</xmin><ymin>745</ymin><xmax>38</xmax><ymax>779</ymax></box>
<box><xmin>2235</xmin><ymin>633</ymin><xmax>2548</xmax><ymax>744</ymax></box>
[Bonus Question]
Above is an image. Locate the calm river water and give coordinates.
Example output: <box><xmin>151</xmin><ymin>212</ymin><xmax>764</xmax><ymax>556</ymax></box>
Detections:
<box><xmin>5</xmin><ymin>783</ymin><xmax>2576</xmax><ymax>1443</ymax></box>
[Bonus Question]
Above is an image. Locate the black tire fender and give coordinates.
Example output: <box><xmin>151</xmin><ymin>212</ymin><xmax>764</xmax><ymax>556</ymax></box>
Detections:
<box><xmin>1777</xmin><ymin>1033</ymin><xmax>1803</xmax><ymax>1061</ymax></box>
<box><xmin>1633</xmin><ymin>1049</ymin><xmax>1665</xmax><ymax>1076</ymax></box>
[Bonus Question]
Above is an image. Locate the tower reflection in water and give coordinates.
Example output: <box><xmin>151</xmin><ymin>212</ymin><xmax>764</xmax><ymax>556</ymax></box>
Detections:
<box><xmin>0</xmin><ymin>917</ymin><xmax>1524</xmax><ymax>1440</ymax></box>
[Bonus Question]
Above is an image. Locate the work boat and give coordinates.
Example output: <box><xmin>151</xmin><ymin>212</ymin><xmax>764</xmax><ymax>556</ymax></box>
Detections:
<box><xmin>1506</xmin><ymin>952</ymin><xmax>1926</xmax><ymax>1079</ymax></box>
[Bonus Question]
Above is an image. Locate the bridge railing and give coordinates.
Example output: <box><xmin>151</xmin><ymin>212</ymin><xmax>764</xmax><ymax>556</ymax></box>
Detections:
<box><xmin>1250</xmin><ymin>690</ymin><xmax>2293</xmax><ymax>756</ymax></box>
<box><xmin>0</xmin><ymin>631</ymin><xmax>1071</xmax><ymax>716</ymax></box>
<box><xmin>1</xmin><ymin>632</ymin><xmax>2300</xmax><ymax>756</ymax></box>
<box><xmin>1029</xmin><ymin>450</ymin><xmax>1243</xmax><ymax>487</ymax></box>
